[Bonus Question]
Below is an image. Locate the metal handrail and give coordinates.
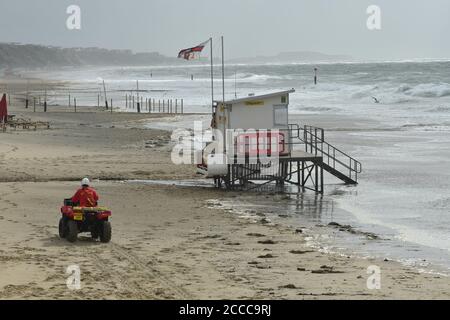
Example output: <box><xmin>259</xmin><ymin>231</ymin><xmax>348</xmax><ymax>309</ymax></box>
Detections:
<box><xmin>288</xmin><ymin>124</ymin><xmax>362</xmax><ymax>182</ymax></box>
<box><xmin>288</xmin><ymin>124</ymin><xmax>301</xmax><ymax>139</ymax></box>
<box><xmin>302</xmin><ymin>125</ymin><xmax>362</xmax><ymax>172</ymax></box>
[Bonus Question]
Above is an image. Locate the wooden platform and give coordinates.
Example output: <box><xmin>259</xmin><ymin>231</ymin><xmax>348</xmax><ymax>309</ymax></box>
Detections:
<box><xmin>1</xmin><ymin>117</ymin><xmax>50</xmax><ymax>132</ymax></box>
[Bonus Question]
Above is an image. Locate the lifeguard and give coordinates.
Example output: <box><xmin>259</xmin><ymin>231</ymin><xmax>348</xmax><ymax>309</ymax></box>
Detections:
<box><xmin>71</xmin><ymin>178</ymin><xmax>99</xmax><ymax>207</ymax></box>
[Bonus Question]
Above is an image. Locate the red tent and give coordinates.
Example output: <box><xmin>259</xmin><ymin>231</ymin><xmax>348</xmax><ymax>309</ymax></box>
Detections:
<box><xmin>0</xmin><ymin>94</ymin><xmax>7</xmax><ymax>123</ymax></box>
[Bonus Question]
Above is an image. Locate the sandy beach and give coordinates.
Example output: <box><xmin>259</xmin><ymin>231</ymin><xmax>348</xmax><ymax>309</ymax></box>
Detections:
<box><xmin>0</xmin><ymin>0</ymin><xmax>449</xmax><ymax>304</ymax></box>
<box><xmin>0</xmin><ymin>88</ymin><xmax>448</xmax><ymax>300</ymax></box>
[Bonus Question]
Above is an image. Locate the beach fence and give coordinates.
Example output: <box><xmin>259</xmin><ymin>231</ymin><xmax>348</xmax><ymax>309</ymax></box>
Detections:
<box><xmin>124</xmin><ymin>94</ymin><xmax>184</xmax><ymax>114</ymax></box>
<box><xmin>3</xmin><ymin>78</ymin><xmax>189</xmax><ymax>114</ymax></box>
<box><xmin>10</xmin><ymin>89</ymin><xmax>186</xmax><ymax>115</ymax></box>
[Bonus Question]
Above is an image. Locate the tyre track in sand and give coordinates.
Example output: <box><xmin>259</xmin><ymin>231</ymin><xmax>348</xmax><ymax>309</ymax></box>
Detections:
<box><xmin>37</xmin><ymin>224</ymin><xmax>193</xmax><ymax>299</ymax></box>
<box><xmin>37</xmin><ymin>222</ymin><xmax>192</xmax><ymax>299</ymax></box>
<box><xmin>0</xmin><ymin>143</ymin><xmax>18</xmax><ymax>164</ymax></box>
<box><xmin>0</xmin><ymin>183</ymin><xmax>21</xmax><ymax>222</ymax></box>
<box><xmin>78</xmin><ymin>242</ymin><xmax>192</xmax><ymax>299</ymax></box>
<box><xmin>109</xmin><ymin>243</ymin><xmax>192</xmax><ymax>299</ymax></box>
<box><xmin>0</xmin><ymin>143</ymin><xmax>37</xmax><ymax>182</ymax></box>
<box><xmin>89</xmin><ymin>249</ymin><xmax>154</xmax><ymax>299</ymax></box>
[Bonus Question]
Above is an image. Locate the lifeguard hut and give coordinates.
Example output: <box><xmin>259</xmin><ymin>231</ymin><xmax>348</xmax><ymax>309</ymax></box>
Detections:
<box><xmin>197</xmin><ymin>89</ymin><xmax>361</xmax><ymax>193</ymax></box>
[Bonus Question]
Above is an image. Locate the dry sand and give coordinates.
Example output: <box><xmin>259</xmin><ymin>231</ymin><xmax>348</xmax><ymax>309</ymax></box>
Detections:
<box><xmin>0</xmin><ymin>93</ymin><xmax>449</xmax><ymax>299</ymax></box>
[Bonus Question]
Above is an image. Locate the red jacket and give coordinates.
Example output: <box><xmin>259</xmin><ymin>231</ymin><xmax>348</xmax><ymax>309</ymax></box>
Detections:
<box><xmin>72</xmin><ymin>187</ymin><xmax>99</xmax><ymax>207</ymax></box>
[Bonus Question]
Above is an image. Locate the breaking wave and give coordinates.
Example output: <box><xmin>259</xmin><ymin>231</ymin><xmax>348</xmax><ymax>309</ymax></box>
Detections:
<box><xmin>235</xmin><ymin>73</ymin><xmax>286</xmax><ymax>81</ymax></box>
<box><xmin>427</xmin><ymin>106</ymin><xmax>450</xmax><ymax>113</ymax></box>
<box><xmin>396</xmin><ymin>83</ymin><xmax>450</xmax><ymax>98</ymax></box>
<box><xmin>289</xmin><ymin>105</ymin><xmax>337</xmax><ymax>114</ymax></box>
<box><xmin>400</xmin><ymin>123</ymin><xmax>450</xmax><ymax>131</ymax></box>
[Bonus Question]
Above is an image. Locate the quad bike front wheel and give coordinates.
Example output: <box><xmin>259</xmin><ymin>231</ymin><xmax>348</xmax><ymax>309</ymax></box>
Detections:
<box><xmin>58</xmin><ymin>218</ymin><xmax>67</xmax><ymax>239</ymax></box>
<box><xmin>100</xmin><ymin>221</ymin><xmax>112</xmax><ymax>243</ymax></box>
<box><xmin>66</xmin><ymin>220</ymin><xmax>78</xmax><ymax>243</ymax></box>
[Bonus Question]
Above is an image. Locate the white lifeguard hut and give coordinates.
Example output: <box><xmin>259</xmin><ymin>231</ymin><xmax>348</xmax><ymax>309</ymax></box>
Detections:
<box><xmin>197</xmin><ymin>89</ymin><xmax>361</xmax><ymax>192</ymax></box>
<box><xmin>214</xmin><ymin>89</ymin><xmax>293</xmax><ymax>133</ymax></box>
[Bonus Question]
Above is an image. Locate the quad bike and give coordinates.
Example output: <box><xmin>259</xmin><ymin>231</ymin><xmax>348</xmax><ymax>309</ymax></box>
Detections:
<box><xmin>59</xmin><ymin>199</ymin><xmax>112</xmax><ymax>243</ymax></box>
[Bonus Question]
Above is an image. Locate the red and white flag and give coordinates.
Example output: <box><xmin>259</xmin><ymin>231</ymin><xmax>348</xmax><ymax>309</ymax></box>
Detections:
<box><xmin>177</xmin><ymin>40</ymin><xmax>209</xmax><ymax>60</ymax></box>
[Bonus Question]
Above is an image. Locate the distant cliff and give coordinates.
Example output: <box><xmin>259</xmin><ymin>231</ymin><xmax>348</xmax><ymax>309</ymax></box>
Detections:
<box><xmin>0</xmin><ymin>43</ymin><xmax>354</xmax><ymax>69</ymax></box>
<box><xmin>0</xmin><ymin>43</ymin><xmax>179</xmax><ymax>69</ymax></box>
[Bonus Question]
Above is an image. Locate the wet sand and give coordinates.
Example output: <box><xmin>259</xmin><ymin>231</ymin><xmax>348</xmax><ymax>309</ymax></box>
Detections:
<box><xmin>0</xmin><ymin>92</ymin><xmax>449</xmax><ymax>299</ymax></box>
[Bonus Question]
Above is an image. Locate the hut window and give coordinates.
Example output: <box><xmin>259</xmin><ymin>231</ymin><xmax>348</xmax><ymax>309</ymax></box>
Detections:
<box><xmin>281</xmin><ymin>96</ymin><xmax>287</xmax><ymax>104</ymax></box>
<box><xmin>274</xmin><ymin>106</ymin><xmax>288</xmax><ymax>126</ymax></box>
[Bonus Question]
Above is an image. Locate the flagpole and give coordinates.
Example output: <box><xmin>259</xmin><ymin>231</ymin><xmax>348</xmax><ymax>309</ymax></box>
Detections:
<box><xmin>221</xmin><ymin>36</ymin><xmax>225</xmax><ymax>103</ymax></box>
<box><xmin>210</xmin><ymin>37</ymin><xmax>214</xmax><ymax>113</ymax></box>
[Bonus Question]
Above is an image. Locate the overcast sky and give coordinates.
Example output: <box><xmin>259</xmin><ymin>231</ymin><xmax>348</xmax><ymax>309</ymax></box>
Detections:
<box><xmin>0</xmin><ymin>0</ymin><xmax>448</xmax><ymax>60</ymax></box>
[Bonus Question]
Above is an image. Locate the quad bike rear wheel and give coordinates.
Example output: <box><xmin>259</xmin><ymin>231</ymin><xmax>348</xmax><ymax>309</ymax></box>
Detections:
<box><xmin>66</xmin><ymin>220</ymin><xmax>78</xmax><ymax>243</ymax></box>
<box><xmin>91</xmin><ymin>228</ymin><xmax>99</xmax><ymax>240</ymax></box>
<box><xmin>59</xmin><ymin>218</ymin><xmax>67</xmax><ymax>238</ymax></box>
<box><xmin>100</xmin><ymin>221</ymin><xmax>112</xmax><ymax>243</ymax></box>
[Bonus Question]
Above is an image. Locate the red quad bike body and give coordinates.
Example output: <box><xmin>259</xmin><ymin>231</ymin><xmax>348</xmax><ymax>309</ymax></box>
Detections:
<box><xmin>59</xmin><ymin>198</ymin><xmax>112</xmax><ymax>243</ymax></box>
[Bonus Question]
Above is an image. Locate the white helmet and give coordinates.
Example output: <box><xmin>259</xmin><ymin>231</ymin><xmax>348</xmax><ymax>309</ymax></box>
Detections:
<box><xmin>81</xmin><ymin>178</ymin><xmax>90</xmax><ymax>186</ymax></box>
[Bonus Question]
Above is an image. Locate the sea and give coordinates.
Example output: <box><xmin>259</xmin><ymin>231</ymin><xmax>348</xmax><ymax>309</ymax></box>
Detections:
<box><xmin>28</xmin><ymin>60</ymin><xmax>450</xmax><ymax>273</ymax></box>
